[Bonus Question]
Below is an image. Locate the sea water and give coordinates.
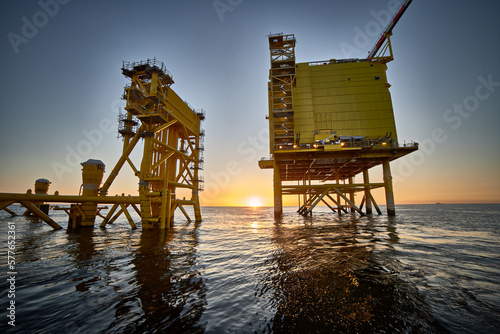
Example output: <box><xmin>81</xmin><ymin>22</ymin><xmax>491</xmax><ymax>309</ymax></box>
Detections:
<box><xmin>0</xmin><ymin>204</ymin><xmax>499</xmax><ymax>333</ymax></box>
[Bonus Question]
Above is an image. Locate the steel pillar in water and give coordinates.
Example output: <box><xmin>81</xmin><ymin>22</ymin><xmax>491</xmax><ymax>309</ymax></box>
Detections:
<box><xmin>363</xmin><ymin>170</ymin><xmax>373</xmax><ymax>215</ymax></box>
<box><xmin>273</xmin><ymin>162</ymin><xmax>283</xmax><ymax>219</ymax></box>
<box><xmin>383</xmin><ymin>160</ymin><xmax>396</xmax><ymax>216</ymax></box>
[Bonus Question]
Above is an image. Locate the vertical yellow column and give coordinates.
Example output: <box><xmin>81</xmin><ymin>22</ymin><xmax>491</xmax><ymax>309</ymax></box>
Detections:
<box><xmin>383</xmin><ymin>160</ymin><xmax>396</xmax><ymax>216</ymax></box>
<box><xmin>160</xmin><ymin>187</ymin><xmax>168</xmax><ymax>230</ymax></box>
<box><xmin>336</xmin><ymin>170</ymin><xmax>341</xmax><ymax>215</ymax></box>
<box><xmin>80</xmin><ymin>160</ymin><xmax>105</xmax><ymax>227</ymax></box>
<box><xmin>150</xmin><ymin>71</ymin><xmax>158</xmax><ymax>95</ymax></box>
<box><xmin>192</xmin><ymin>136</ymin><xmax>202</xmax><ymax>222</ymax></box>
<box><xmin>139</xmin><ymin>130</ymin><xmax>154</xmax><ymax>228</ymax></box>
<box><xmin>363</xmin><ymin>169</ymin><xmax>373</xmax><ymax>215</ymax></box>
<box><xmin>302</xmin><ymin>174</ymin><xmax>307</xmax><ymax>208</ymax></box>
<box><xmin>273</xmin><ymin>163</ymin><xmax>283</xmax><ymax>219</ymax></box>
<box><xmin>165</xmin><ymin>188</ymin><xmax>172</xmax><ymax>228</ymax></box>
<box><xmin>165</xmin><ymin>127</ymin><xmax>178</xmax><ymax>225</ymax></box>
<box><xmin>348</xmin><ymin>177</ymin><xmax>355</xmax><ymax>213</ymax></box>
<box><xmin>34</xmin><ymin>178</ymin><xmax>51</xmax><ymax>215</ymax></box>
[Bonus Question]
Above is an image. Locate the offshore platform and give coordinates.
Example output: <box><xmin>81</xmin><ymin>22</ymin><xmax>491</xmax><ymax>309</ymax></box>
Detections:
<box><xmin>259</xmin><ymin>0</ymin><xmax>418</xmax><ymax>218</ymax></box>
<box><xmin>0</xmin><ymin>59</ymin><xmax>205</xmax><ymax>230</ymax></box>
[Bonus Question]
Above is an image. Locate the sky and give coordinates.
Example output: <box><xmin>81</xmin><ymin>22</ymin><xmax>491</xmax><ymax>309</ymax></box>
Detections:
<box><xmin>0</xmin><ymin>0</ymin><xmax>499</xmax><ymax>207</ymax></box>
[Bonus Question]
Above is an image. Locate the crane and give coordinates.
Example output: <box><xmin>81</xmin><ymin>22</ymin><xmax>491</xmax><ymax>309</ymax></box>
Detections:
<box><xmin>367</xmin><ymin>0</ymin><xmax>413</xmax><ymax>60</ymax></box>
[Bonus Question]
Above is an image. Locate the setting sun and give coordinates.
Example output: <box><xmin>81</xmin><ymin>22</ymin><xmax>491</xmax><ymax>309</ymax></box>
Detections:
<box><xmin>247</xmin><ymin>197</ymin><xmax>263</xmax><ymax>208</ymax></box>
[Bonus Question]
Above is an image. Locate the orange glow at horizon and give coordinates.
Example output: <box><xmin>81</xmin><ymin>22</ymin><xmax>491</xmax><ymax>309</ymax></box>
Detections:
<box><xmin>1</xmin><ymin>162</ymin><xmax>498</xmax><ymax>207</ymax></box>
<box><xmin>247</xmin><ymin>196</ymin><xmax>264</xmax><ymax>207</ymax></box>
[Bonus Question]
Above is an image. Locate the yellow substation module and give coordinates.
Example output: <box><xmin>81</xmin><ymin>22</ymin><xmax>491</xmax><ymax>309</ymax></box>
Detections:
<box><xmin>260</xmin><ymin>0</ymin><xmax>418</xmax><ymax>218</ymax></box>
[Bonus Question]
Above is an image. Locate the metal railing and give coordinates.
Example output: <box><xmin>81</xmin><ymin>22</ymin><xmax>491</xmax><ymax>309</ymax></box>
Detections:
<box><xmin>270</xmin><ymin>140</ymin><xmax>418</xmax><ymax>152</ymax></box>
<box><xmin>122</xmin><ymin>58</ymin><xmax>173</xmax><ymax>80</ymax></box>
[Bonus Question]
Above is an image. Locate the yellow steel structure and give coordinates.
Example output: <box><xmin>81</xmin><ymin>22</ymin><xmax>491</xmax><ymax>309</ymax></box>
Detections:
<box><xmin>0</xmin><ymin>59</ymin><xmax>205</xmax><ymax>230</ymax></box>
<box><xmin>260</xmin><ymin>33</ymin><xmax>418</xmax><ymax>218</ymax></box>
<box><xmin>100</xmin><ymin>59</ymin><xmax>205</xmax><ymax>229</ymax></box>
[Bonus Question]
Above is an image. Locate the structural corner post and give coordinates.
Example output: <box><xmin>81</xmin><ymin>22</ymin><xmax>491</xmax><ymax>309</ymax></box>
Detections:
<box><xmin>348</xmin><ymin>177</ymin><xmax>355</xmax><ymax>213</ymax></box>
<box><xmin>273</xmin><ymin>163</ymin><xmax>283</xmax><ymax>219</ymax></box>
<box><xmin>383</xmin><ymin>160</ymin><xmax>396</xmax><ymax>216</ymax></box>
<box><xmin>363</xmin><ymin>169</ymin><xmax>373</xmax><ymax>215</ymax></box>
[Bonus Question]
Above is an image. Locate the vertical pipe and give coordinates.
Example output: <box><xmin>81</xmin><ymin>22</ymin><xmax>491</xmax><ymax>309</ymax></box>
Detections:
<box><xmin>160</xmin><ymin>188</ymin><xmax>167</xmax><ymax>230</ymax></box>
<box><xmin>308</xmin><ymin>170</ymin><xmax>312</xmax><ymax>215</ymax></box>
<box><xmin>139</xmin><ymin>130</ymin><xmax>154</xmax><ymax>228</ymax></box>
<box><xmin>383</xmin><ymin>160</ymin><xmax>396</xmax><ymax>216</ymax></box>
<box><xmin>363</xmin><ymin>169</ymin><xmax>373</xmax><ymax>215</ymax></box>
<box><xmin>193</xmin><ymin>125</ymin><xmax>202</xmax><ymax>222</ymax></box>
<box><xmin>166</xmin><ymin>188</ymin><xmax>172</xmax><ymax>228</ymax></box>
<box><xmin>302</xmin><ymin>174</ymin><xmax>307</xmax><ymax>208</ymax></box>
<box><xmin>348</xmin><ymin>176</ymin><xmax>355</xmax><ymax>213</ymax></box>
<box><xmin>150</xmin><ymin>71</ymin><xmax>159</xmax><ymax>95</ymax></box>
<box><xmin>166</xmin><ymin>127</ymin><xmax>178</xmax><ymax>225</ymax></box>
<box><xmin>336</xmin><ymin>170</ymin><xmax>341</xmax><ymax>215</ymax></box>
<box><xmin>273</xmin><ymin>163</ymin><xmax>283</xmax><ymax>219</ymax></box>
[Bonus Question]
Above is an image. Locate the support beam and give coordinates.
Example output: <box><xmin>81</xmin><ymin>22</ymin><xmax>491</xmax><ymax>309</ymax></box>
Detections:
<box><xmin>109</xmin><ymin>207</ymin><xmax>125</xmax><ymax>224</ymax></box>
<box><xmin>20</xmin><ymin>201</ymin><xmax>62</xmax><ymax>230</ymax></box>
<box><xmin>153</xmin><ymin>119</ymin><xmax>177</xmax><ymax>133</ymax></box>
<box><xmin>177</xmin><ymin>204</ymin><xmax>192</xmax><ymax>222</ymax></box>
<box><xmin>0</xmin><ymin>201</ymin><xmax>18</xmax><ymax>216</ymax></box>
<box><xmin>383</xmin><ymin>160</ymin><xmax>396</xmax><ymax>216</ymax></box>
<box><xmin>363</xmin><ymin>169</ymin><xmax>373</xmax><ymax>215</ymax></box>
<box><xmin>126</xmin><ymin>157</ymin><xmax>139</xmax><ymax>176</ymax></box>
<box><xmin>298</xmin><ymin>193</ymin><xmax>319</xmax><ymax>215</ymax></box>
<box><xmin>3</xmin><ymin>207</ymin><xmax>18</xmax><ymax>217</ymax></box>
<box><xmin>131</xmin><ymin>203</ymin><xmax>141</xmax><ymax>216</ymax></box>
<box><xmin>273</xmin><ymin>163</ymin><xmax>283</xmax><ymax>219</ymax></box>
<box><xmin>367</xmin><ymin>191</ymin><xmax>382</xmax><ymax>215</ymax></box>
<box><xmin>100</xmin><ymin>203</ymin><xmax>119</xmax><ymax>228</ymax></box>
<box><xmin>302</xmin><ymin>189</ymin><xmax>330</xmax><ymax>216</ymax></box>
<box><xmin>0</xmin><ymin>193</ymin><xmax>141</xmax><ymax>205</ymax></box>
<box><xmin>100</xmin><ymin>129</ymin><xmax>142</xmax><ymax>195</ymax></box>
<box><xmin>160</xmin><ymin>188</ymin><xmax>168</xmax><ymax>230</ymax></box>
<box><xmin>0</xmin><ymin>201</ymin><xmax>15</xmax><ymax>211</ymax></box>
<box><xmin>120</xmin><ymin>203</ymin><xmax>137</xmax><ymax>229</ymax></box>
<box><xmin>320</xmin><ymin>198</ymin><xmax>337</xmax><ymax>212</ymax></box>
<box><xmin>332</xmin><ymin>189</ymin><xmax>365</xmax><ymax>216</ymax></box>
<box><xmin>152</xmin><ymin>138</ymin><xmax>195</xmax><ymax>162</ymax></box>
<box><xmin>325</xmin><ymin>194</ymin><xmax>339</xmax><ymax>208</ymax></box>
<box><xmin>152</xmin><ymin>151</ymin><xmax>175</xmax><ymax>171</ymax></box>
<box><xmin>359</xmin><ymin>195</ymin><xmax>365</xmax><ymax>211</ymax></box>
<box><xmin>348</xmin><ymin>177</ymin><xmax>355</xmax><ymax>213</ymax></box>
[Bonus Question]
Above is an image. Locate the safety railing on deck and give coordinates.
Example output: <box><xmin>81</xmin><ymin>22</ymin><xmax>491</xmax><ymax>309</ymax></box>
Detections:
<box><xmin>122</xmin><ymin>58</ymin><xmax>173</xmax><ymax>80</ymax></box>
<box><xmin>270</xmin><ymin>140</ymin><xmax>418</xmax><ymax>152</ymax></box>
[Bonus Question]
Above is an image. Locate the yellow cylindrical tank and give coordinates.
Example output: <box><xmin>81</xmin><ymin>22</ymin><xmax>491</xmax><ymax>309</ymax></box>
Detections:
<box><xmin>82</xmin><ymin>159</ymin><xmax>105</xmax><ymax>193</ymax></box>
<box><xmin>80</xmin><ymin>159</ymin><xmax>105</xmax><ymax>226</ymax></box>
<box><xmin>34</xmin><ymin>178</ymin><xmax>51</xmax><ymax>194</ymax></box>
<box><xmin>23</xmin><ymin>178</ymin><xmax>52</xmax><ymax>216</ymax></box>
<box><xmin>35</xmin><ymin>178</ymin><xmax>51</xmax><ymax>214</ymax></box>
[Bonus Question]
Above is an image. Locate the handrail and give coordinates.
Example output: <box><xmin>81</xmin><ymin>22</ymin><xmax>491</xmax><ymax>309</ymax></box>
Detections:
<box><xmin>122</xmin><ymin>58</ymin><xmax>173</xmax><ymax>80</ymax></box>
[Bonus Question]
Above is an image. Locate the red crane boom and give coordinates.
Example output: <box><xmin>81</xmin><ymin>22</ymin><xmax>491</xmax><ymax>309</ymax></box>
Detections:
<box><xmin>367</xmin><ymin>0</ymin><xmax>413</xmax><ymax>60</ymax></box>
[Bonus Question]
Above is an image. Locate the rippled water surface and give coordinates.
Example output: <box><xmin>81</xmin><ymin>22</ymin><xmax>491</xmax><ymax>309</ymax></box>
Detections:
<box><xmin>1</xmin><ymin>204</ymin><xmax>499</xmax><ymax>333</ymax></box>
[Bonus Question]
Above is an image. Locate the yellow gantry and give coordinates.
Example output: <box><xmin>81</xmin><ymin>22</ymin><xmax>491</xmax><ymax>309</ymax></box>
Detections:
<box><xmin>104</xmin><ymin>59</ymin><xmax>205</xmax><ymax>229</ymax></box>
<box><xmin>0</xmin><ymin>59</ymin><xmax>205</xmax><ymax>230</ymax></box>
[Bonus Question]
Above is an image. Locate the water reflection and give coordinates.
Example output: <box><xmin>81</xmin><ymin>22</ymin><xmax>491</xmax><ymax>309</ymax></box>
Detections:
<box><xmin>124</xmin><ymin>223</ymin><xmax>207</xmax><ymax>333</ymax></box>
<box><xmin>260</xmin><ymin>213</ymin><xmax>444</xmax><ymax>333</ymax></box>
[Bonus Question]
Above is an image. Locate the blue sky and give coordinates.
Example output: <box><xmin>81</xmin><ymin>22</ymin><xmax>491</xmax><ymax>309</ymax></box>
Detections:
<box><xmin>1</xmin><ymin>0</ymin><xmax>499</xmax><ymax>205</ymax></box>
